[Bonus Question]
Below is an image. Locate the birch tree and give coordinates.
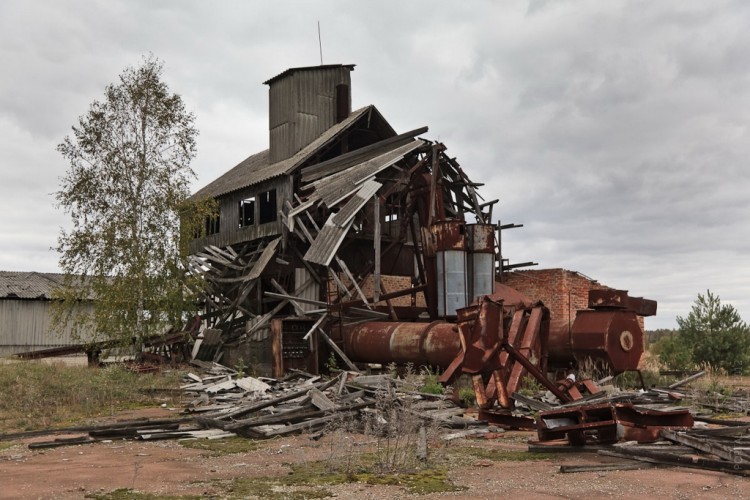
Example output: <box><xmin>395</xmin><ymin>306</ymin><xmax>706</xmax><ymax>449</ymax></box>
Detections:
<box><xmin>53</xmin><ymin>56</ymin><xmax>211</xmax><ymax>347</ymax></box>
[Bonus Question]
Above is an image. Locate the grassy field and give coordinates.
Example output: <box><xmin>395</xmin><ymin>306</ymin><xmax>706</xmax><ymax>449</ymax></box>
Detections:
<box><xmin>0</xmin><ymin>361</ymin><xmax>182</xmax><ymax>433</ymax></box>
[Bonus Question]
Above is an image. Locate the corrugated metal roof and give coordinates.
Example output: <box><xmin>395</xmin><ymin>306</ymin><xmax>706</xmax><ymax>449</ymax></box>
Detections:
<box><xmin>263</xmin><ymin>64</ymin><xmax>355</xmax><ymax>85</ymax></box>
<box><xmin>190</xmin><ymin>106</ymin><xmax>372</xmax><ymax>201</ymax></box>
<box><xmin>303</xmin><ymin>215</ymin><xmax>354</xmax><ymax>266</ymax></box>
<box><xmin>311</xmin><ymin>139</ymin><xmax>425</xmax><ymax>207</ymax></box>
<box><xmin>304</xmin><ymin>180</ymin><xmax>381</xmax><ymax>266</ymax></box>
<box><xmin>246</xmin><ymin>237</ymin><xmax>281</xmax><ymax>281</ymax></box>
<box><xmin>0</xmin><ymin>271</ymin><xmax>66</xmax><ymax>300</ymax></box>
<box><xmin>331</xmin><ymin>179</ymin><xmax>382</xmax><ymax>227</ymax></box>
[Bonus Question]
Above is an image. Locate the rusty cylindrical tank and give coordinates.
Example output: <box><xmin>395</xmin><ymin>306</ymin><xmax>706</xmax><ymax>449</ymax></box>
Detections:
<box><xmin>466</xmin><ymin>224</ymin><xmax>495</xmax><ymax>302</ymax></box>
<box><xmin>340</xmin><ymin>321</ymin><xmax>461</xmax><ymax>369</ymax></box>
<box><xmin>432</xmin><ymin>221</ymin><xmax>468</xmax><ymax>317</ymax></box>
<box><xmin>548</xmin><ymin>310</ymin><xmax>644</xmax><ymax>373</ymax></box>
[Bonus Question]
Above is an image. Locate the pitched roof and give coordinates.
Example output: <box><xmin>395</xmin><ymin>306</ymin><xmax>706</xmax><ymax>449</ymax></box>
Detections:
<box><xmin>190</xmin><ymin>105</ymin><xmax>373</xmax><ymax>200</ymax></box>
<box><xmin>0</xmin><ymin>271</ymin><xmax>66</xmax><ymax>299</ymax></box>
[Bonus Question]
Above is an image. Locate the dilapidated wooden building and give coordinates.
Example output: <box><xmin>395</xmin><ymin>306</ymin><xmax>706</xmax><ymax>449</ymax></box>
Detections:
<box><xmin>185</xmin><ymin>63</ymin><xmax>656</xmax><ymax>417</ymax></box>
<box><xmin>187</xmin><ymin>64</ymin><xmax>498</xmax><ymax>375</ymax></box>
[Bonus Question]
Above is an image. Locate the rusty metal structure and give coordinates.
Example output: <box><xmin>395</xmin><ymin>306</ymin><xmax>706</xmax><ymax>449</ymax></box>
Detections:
<box><xmin>186</xmin><ymin>64</ymin><xmax>657</xmax><ymax>414</ymax></box>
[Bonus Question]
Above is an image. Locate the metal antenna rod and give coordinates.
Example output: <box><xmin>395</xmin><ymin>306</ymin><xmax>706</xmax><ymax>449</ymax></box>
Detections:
<box><xmin>317</xmin><ymin>21</ymin><xmax>323</xmax><ymax>65</ymax></box>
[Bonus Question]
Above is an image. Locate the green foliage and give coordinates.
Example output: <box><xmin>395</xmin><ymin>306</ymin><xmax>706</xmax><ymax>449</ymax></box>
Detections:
<box><xmin>518</xmin><ymin>377</ymin><xmax>544</xmax><ymax>396</ymax></box>
<box><xmin>655</xmin><ymin>334</ymin><xmax>696</xmax><ymax>371</ymax></box>
<box><xmin>53</xmin><ymin>55</ymin><xmax>214</xmax><ymax>346</ymax></box>
<box><xmin>672</xmin><ymin>290</ymin><xmax>750</xmax><ymax>375</ymax></box>
<box><xmin>419</xmin><ymin>368</ymin><xmax>445</xmax><ymax>395</ymax></box>
<box><xmin>645</xmin><ymin>328</ymin><xmax>679</xmax><ymax>346</ymax></box>
<box><xmin>458</xmin><ymin>386</ymin><xmax>476</xmax><ymax>407</ymax></box>
<box><xmin>325</xmin><ymin>352</ymin><xmax>339</xmax><ymax>372</ymax></box>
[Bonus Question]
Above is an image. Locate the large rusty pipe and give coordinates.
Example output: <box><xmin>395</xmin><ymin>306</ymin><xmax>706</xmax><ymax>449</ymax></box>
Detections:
<box><xmin>340</xmin><ymin>321</ymin><xmax>461</xmax><ymax>369</ymax></box>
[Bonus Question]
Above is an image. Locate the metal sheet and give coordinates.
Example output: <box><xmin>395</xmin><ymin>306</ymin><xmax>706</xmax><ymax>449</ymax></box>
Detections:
<box><xmin>437</xmin><ymin>250</ymin><xmax>467</xmax><ymax>317</ymax></box>
<box><xmin>331</xmin><ymin>180</ymin><xmax>381</xmax><ymax>227</ymax></box>
<box><xmin>294</xmin><ymin>267</ymin><xmax>319</xmax><ymax>313</ymax></box>
<box><xmin>588</xmin><ymin>289</ymin><xmax>658</xmax><ymax>316</ymax></box>
<box><xmin>469</xmin><ymin>253</ymin><xmax>494</xmax><ymax>301</ymax></box>
<box><xmin>0</xmin><ymin>299</ymin><xmax>94</xmax><ymax>354</ymax></box>
<box><xmin>303</xmin><ymin>215</ymin><xmax>354</xmax><ymax>266</ymax></box>
<box><xmin>245</xmin><ymin>237</ymin><xmax>281</xmax><ymax>280</ymax></box>
<box><xmin>0</xmin><ymin>271</ymin><xmax>66</xmax><ymax>299</ymax></box>
<box><xmin>311</xmin><ymin>140</ymin><xmax>424</xmax><ymax>207</ymax></box>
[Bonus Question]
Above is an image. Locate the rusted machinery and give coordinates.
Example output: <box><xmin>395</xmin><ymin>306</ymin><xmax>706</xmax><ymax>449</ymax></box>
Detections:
<box><xmin>337</xmin><ymin>285</ymin><xmax>656</xmax><ymax>416</ymax></box>
<box><xmin>547</xmin><ymin>289</ymin><xmax>657</xmax><ymax>373</ymax></box>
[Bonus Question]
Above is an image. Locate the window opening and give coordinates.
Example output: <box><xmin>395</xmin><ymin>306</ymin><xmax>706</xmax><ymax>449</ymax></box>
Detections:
<box><xmin>204</xmin><ymin>214</ymin><xmax>220</xmax><ymax>235</ymax></box>
<box><xmin>239</xmin><ymin>196</ymin><xmax>255</xmax><ymax>228</ymax></box>
<box><xmin>259</xmin><ymin>189</ymin><xmax>277</xmax><ymax>224</ymax></box>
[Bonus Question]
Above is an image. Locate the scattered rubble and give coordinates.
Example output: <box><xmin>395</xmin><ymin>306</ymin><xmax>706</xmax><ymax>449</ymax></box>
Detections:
<box><xmin>4</xmin><ymin>363</ymin><xmax>749</xmax><ymax>479</ymax></box>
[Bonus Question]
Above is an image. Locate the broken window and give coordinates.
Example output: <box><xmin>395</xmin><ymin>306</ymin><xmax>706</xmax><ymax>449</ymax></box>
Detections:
<box><xmin>385</xmin><ymin>193</ymin><xmax>400</xmax><ymax>223</ymax></box>
<box><xmin>239</xmin><ymin>196</ymin><xmax>255</xmax><ymax>228</ymax></box>
<box><xmin>259</xmin><ymin>189</ymin><xmax>277</xmax><ymax>224</ymax></box>
<box><xmin>204</xmin><ymin>214</ymin><xmax>220</xmax><ymax>235</ymax></box>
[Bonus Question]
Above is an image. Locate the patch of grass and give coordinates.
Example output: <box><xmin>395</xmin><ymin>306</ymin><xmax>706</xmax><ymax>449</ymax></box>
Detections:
<box><xmin>178</xmin><ymin>436</ymin><xmax>261</xmax><ymax>456</ymax></box>
<box><xmin>0</xmin><ymin>441</ymin><xmax>16</xmax><ymax>452</ymax></box>
<box><xmin>0</xmin><ymin>362</ymin><xmax>182</xmax><ymax>433</ymax></box>
<box><xmin>451</xmin><ymin>446</ymin><xmax>554</xmax><ymax>462</ymax></box>
<box><xmin>85</xmin><ymin>488</ymin><xmax>200</xmax><ymax>500</ymax></box>
<box><xmin>228</xmin><ymin>477</ymin><xmax>334</xmax><ymax>500</ymax></box>
<box><xmin>613</xmin><ymin>369</ymin><xmax>663</xmax><ymax>389</ymax></box>
<box><xmin>227</xmin><ymin>459</ymin><xmax>462</xmax><ymax>498</ymax></box>
<box><xmin>358</xmin><ymin>468</ymin><xmax>465</xmax><ymax>494</ymax></box>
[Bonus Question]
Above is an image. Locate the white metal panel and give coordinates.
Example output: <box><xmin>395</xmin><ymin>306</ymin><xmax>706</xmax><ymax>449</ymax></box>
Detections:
<box><xmin>437</xmin><ymin>250</ymin><xmax>468</xmax><ymax>317</ymax></box>
<box><xmin>294</xmin><ymin>268</ymin><xmax>320</xmax><ymax>313</ymax></box>
<box><xmin>0</xmin><ymin>299</ymin><xmax>94</xmax><ymax>353</ymax></box>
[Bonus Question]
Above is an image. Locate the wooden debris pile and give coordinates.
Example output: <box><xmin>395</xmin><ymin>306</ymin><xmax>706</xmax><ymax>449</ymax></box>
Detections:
<box><xmin>182</xmin><ymin>364</ymin><xmax>479</xmax><ymax>439</ymax></box>
<box><xmin>5</xmin><ymin>365</ymin><xmax>479</xmax><ymax>450</ymax></box>
<box><xmin>522</xmin><ymin>370</ymin><xmax>750</xmax><ymax>477</ymax></box>
<box><xmin>596</xmin><ymin>425</ymin><xmax>750</xmax><ymax>476</ymax></box>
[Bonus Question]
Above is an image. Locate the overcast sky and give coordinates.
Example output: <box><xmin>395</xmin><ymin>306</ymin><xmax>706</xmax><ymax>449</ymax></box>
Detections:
<box><xmin>2</xmin><ymin>0</ymin><xmax>749</xmax><ymax>329</ymax></box>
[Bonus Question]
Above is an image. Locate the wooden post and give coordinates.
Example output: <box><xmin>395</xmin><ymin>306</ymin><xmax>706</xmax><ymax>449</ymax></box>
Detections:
<box><xmin>373</xmin><ymin>195</ymin><xmax>381</xmax><ymax>303</ymax></box>
<box><xmin>318</xmin><ymin>328</ymin><xmax>360</xmax><ymax>372</ymax></box>
<box><xmin>271</xmin><ymin>318</ymin><xmax>283</xmax><ymax>378</ymax></box>
<box><xmin>428</xmin><ymin>145</ymin><xmax>439</xmax><ymax>225</ymax></box>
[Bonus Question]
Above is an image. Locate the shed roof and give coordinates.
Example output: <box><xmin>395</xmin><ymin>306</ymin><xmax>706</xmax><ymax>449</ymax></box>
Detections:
<box><xmin>0</xmin><ymin>271</ymin><xmax>66</xmax><ymax>300</ymax></box>
<box><xmin>190</xmin><ymin>105</ymin><xmax>373</xmax><ymax>200</ymax></box>
<box><xmin>263</xmin><ymin>64</ymin><xmax>356</xmax><ymax>85</ymax></box>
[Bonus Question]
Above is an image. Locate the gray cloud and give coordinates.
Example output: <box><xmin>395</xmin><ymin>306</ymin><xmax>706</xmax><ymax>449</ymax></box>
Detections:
<box><xmin>1</xmin><ymin>0</ymin><xmax>748</xmax><ymax>329</ymax></box>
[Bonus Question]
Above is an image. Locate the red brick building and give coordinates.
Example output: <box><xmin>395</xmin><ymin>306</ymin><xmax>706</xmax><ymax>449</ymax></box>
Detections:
<box><xmin>502</xmin><ymin>268</ymin><xmax>611</xmax><ymax>340</ymax></box>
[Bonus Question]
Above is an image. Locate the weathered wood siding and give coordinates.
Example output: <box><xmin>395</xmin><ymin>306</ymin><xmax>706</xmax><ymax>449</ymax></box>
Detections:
<box><xmin>0</xmin><ymin>299</ymin><xmax>94</xmax><ymax>356</ymax></box>
<box><xmin>269</xmin><ymin>66</ymin><xmax>352</xmax><ymax>163</ymax></box>
<box><xmin>189</xmin><ymin>177</ymin><xmax>292</xmax><ymax>253</ymax></box>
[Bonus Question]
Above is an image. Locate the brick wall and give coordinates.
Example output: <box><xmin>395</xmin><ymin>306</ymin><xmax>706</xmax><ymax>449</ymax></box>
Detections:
<box><xmin>328</xmin><ymin>273</ymin><xmax>426</xmax><ymax>307</ymax></box>
<box><xmin>503</xmin><ymin>269</ymin><xmax>610</xmax><ymax>335</ymax></box>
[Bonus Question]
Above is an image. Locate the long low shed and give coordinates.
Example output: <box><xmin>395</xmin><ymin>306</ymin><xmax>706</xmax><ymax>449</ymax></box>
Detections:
<box><xmin>0</xmin><ymin>271</ymin><xmax>92</xmax><ymax>357</ymax></box>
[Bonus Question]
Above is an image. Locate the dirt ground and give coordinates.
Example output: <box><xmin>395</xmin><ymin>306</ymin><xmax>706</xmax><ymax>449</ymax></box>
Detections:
<box><xmin>1</xmin><ymin>408</ymin><xmax>748</xmax><ymax>499</ymax></box>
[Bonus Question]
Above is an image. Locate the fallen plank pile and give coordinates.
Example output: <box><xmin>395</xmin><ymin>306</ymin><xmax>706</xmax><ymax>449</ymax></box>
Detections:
<box><xmin>8</xmin><ymin>366</ymin><xmax>476</xmax><ymax>449</ymax></box>
<box><xmin>182</xmin><ymin>364</ymin><xmax>480</xmax><ymax>439</ymax></box>
<box><xmin>586</xmin><ymin>425</ymin><xmax>750</xmax><ymax>476</ymax></box>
